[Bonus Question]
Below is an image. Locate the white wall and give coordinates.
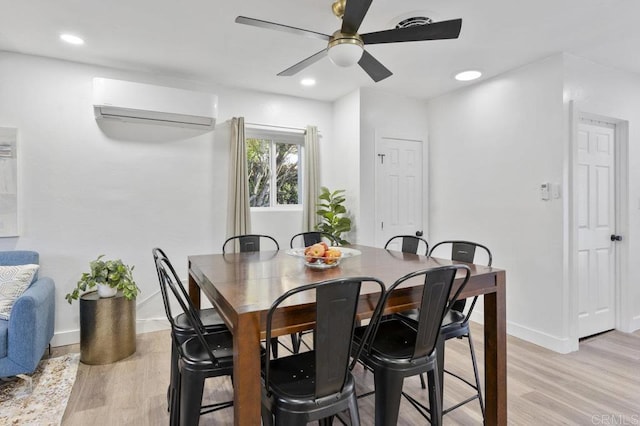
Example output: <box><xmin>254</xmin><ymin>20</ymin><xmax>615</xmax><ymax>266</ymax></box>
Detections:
<box><xmin>427</xmin><ymin>56</ymin><xmax>568</xmax><ymax>351</ymax></box>
<box><xmin>563</xmin><ymin>53</ymin><xmax>640</xmax><ymax>333</ymax></box>
<box><xmin>359</xmin><ymin>87</ymin><xmax>430</xmax><ymax>247</ymax></box>
<box><xmin>329</xmin><ymin>90</ymin><xmax>360</xmax><ymax>243</ymax></box>
<box><xmin>0</xmin><ymin>52</ymin><xmax>332</xmax><ymax>345</ymax></box>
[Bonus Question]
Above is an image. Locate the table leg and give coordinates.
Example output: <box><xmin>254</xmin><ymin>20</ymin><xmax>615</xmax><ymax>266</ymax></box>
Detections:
<box><xmin>484</xmin><ymin>271</ymin><xmax>507</xmax><ymax>425</ymax></box>
<box><xmin>188</xmin><ymin>271</ymin><xmax>201</xmax><ymax>310</ymax></box>
<box><xmin>232</xmin><ymin>312</ymin><xmax>262</xmax><ymax>426</ymax></box>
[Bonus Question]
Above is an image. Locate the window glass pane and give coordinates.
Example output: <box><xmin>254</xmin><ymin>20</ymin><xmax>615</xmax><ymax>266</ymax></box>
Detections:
<box><xmin>247</xmin><ymin>138</ymin><xmax>270</xmax><ymax>207</ymax></box>
<box><xmin>275</xmin><ymin>142</ymin><xmax>299</xmax><ymax>205</ymax></box>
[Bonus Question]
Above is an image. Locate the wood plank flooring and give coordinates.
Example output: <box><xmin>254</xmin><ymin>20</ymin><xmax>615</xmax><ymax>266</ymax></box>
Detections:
<box><xmin>52</xmin><ymin>324</ymin><xmax>640</xmax><ymax>425</ymax></box>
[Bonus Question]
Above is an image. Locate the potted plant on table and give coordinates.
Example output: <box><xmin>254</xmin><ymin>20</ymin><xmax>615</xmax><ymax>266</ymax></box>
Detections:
<box><xmin>64</xmin><ymin>255</ymin><xmax>139</xmax><ymax>303</ymax></box>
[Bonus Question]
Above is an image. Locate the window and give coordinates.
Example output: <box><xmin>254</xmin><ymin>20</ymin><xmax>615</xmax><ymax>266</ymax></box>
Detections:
<box><xmin>246</xmin><ymin>128</ymin><xmax>303</xmax><ymax>208</ymax></box>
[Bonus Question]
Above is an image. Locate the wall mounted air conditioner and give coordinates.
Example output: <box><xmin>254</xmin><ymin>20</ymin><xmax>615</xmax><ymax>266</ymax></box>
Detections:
<box><xmin>92</xmin><ymin>78</ymin><xmax>218</xmax><ymax>130</ymax></box>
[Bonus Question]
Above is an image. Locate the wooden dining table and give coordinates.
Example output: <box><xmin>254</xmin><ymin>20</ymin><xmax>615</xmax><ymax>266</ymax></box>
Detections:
<box><xmin>188</xmin><ymin>244</ymin><xmax>507</xmax><ymax>425</ymax></box>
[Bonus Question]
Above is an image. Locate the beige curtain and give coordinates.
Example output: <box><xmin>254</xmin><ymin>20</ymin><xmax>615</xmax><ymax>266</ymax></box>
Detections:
<box><xmin>302</xmin><ymin>125</ymin><xmax>320</xmax><ymax>231</ymax></box>
<box><xmin>227</xmin><ymin>117</ymin><xmax>251</xmax><ymax>238</ymax></box>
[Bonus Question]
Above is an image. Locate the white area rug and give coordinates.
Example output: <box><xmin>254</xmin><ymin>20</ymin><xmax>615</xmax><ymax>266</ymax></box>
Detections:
<box><xmin>0</xmin><ymin>353</ymin><xmax>79</xmax><ymax>425</ymax></box>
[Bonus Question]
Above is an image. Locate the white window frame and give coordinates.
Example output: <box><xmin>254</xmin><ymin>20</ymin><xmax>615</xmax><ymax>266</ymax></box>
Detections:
<box><xmin>245</xmin><ymin>127</ymin><xmax>304</xmax><ymax>210</ymax></box>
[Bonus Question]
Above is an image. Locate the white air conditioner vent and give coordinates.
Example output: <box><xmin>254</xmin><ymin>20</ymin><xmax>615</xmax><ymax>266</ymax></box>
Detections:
<box><xmin>92</xmin><ymin>78</ymin><xmax>218</xmax><ymax>129</ymax></box>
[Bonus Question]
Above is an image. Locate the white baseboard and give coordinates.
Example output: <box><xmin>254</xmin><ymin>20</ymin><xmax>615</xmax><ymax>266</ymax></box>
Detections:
<box><xmin>625</xmin><ymin>314</ymin><xmax>640</xmax><ymax>333</ymax></box>
<box><xmin>52</xmin><ymin>330</ymin><xmax>79</xmax><ymax>347</ymax></box>
<box><xmin>51</xmin><ymin>317</ymin><xmax>171</xmax><ymax>347</ymax></box>
<box><xmin>470</xmin><ymin>310</ymin><xmax>577</xmax><ymax>354</ymax></box>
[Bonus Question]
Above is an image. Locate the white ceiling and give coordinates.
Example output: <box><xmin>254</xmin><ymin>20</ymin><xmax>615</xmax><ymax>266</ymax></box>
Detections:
<box><xmin>2</xmin><ymin>0</ymin><xmax>640</xmax><ymax>101</ymax></box>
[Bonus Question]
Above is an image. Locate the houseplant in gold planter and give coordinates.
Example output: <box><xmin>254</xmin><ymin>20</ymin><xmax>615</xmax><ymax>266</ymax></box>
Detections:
<box><xmin>65</xmin><ymin>255</ymin><xmax>139</xmax><ymax>303</ymax></box>
<box><xmin>65</xmin><ymin>255</ymin><xmax>139</xmax><ymax>365</ymax></box>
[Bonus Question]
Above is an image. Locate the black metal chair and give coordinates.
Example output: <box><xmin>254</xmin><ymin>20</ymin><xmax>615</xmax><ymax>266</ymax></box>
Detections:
<box><xmin>383</xmin><ymin>234</ymin><xmax>430</xmax><ymax>389</ymax></box>
<box><xmin>152</xmin><ymin>248</ymin><xmax>228</xmax><ymax>420</ymax></box>
<box><xmin>352</xmin><ymin>265</ymin><xmax>471</xmax><ymax>426</ymax></box>
<box><xmin>261</xmin><ymin>277</ymin><xmax>386</xmax><ymax>426</ymax></box>
<box><xmin>288</xmin><ymin>231</ymin><xmax>339</xmax><ymax>353</ymax></box>
<box><xmin>155</xmin><ymin>253</ymin><xmax>235</xmax><ymax>426</ymax></box>
<box><xmin>427</xmin><ymin>240</ymin><xmax>492</xmax><ymax>419</ymax></box>
<box><xmin>384</xmin><ymin>234</ymin><xmax>429</xmax><ymax>255</ymax></box>
<box><xmin>221</xmin><ymin>234</ymin><xmax>295</xmax><ymax>357</ymax></box>
<box><xmin>222</xmin><ymin>234</ymin><xmax>280</xmax><ymax>254</ymax></box>
<box><xmin>289</xmin><ymin>231</ymin><xmax>337</xmax><ymax>248</ymax></box>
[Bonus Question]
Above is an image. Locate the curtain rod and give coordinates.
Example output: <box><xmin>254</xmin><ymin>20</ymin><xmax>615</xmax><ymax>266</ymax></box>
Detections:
<box><xmin>245</xmin><ymin>122</ymin><xmax>307</xmax><ymax>133</ymax></box>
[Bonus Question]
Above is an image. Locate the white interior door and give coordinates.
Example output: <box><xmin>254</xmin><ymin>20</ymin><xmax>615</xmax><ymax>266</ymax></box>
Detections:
<box><xmin>374</xmin><ymin>136</ymin><xmax>423</xmax><ymax>248</ymax></box>
<box><xmin>577</xmin><ymin>120</ymin><xmax>616</xmax><ymax>338</ymax></box>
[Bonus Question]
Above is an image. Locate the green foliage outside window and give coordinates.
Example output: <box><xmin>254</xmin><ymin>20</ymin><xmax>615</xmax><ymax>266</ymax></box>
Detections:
<box><xmin>247</xmin><ymin>138</ymin><xmax>299</xmax><ymax>207</ymax></box>
<box><xmin>247</xmin><ymin>138</ymin><xmax>271</xmax><ymax>207</ymax></box>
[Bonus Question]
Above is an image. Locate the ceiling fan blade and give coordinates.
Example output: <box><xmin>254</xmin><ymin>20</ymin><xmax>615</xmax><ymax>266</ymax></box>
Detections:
<box><xmin>278</xmin><ymin>49</ymin><xmax>328</xmax><ymax>76</ymax></box>
<box><xmin>358</xmin><ymin>50</ymin><xmax>392</xmax><ymax>82</ymax></box>
<box><xmin>235</xmin><ymin>16</ymin><xmax>330</xmax><ymax>41</ymax></box>
<box><xmin>341</xmin><ymin>0</ymin><xmax>373</xmax><ymax>34</ymax></box>
<box><xmin>361</xmin><ymin>18</ymin><xmax>462</xmax><ymax>45</ymax></box>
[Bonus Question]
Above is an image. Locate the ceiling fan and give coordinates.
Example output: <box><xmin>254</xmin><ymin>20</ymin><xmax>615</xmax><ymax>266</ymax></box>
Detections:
<box><xmin>235</xmin><ymin>0</ymin><xmax>462</xmax><ymax>82</ymax></box>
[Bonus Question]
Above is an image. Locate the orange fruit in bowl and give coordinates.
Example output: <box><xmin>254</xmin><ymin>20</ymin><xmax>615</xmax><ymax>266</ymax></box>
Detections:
<box><xmin>323</xmin><ymin>248</ymin><xmax>342</xmax><ymax>265</ymax></box>
<box><xmin>304</xmin><ymin>243</ymin><xmax>326</xmax><ymax>263</ymax></box>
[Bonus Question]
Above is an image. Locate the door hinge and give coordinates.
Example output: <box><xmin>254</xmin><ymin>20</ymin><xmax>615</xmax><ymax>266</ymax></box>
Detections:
<box><xmin>381</xmin><ymin>221</ymin><xmax>384</xmax><ymax>230</ymax></box>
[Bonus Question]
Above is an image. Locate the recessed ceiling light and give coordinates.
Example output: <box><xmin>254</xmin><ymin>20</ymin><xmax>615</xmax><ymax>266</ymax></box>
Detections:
<box><xmin>454</xmin><ymin>70</ymin><xmax>482</xmax><ymax>81</ymax></box>
<box><xmin>300</xmin><ymin>78</ymin><xmax>316</xmax><ymax>87</ymax></box>
<box><xmin>60</xmin><ymin>34</ymin><xmax>85</xmax><ymax>45</ymax></box>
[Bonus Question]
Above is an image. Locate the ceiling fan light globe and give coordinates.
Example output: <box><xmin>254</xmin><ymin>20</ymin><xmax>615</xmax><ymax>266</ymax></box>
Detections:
<box><xmin>328</xmin><ymin>42</ymin><xmax>364</xmax><ymax>67</ymax></box>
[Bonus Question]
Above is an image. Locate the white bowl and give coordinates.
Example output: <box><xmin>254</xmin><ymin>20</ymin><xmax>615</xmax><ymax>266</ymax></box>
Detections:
<box><xmin>285</xmin><ymin>247</ymin><xmax>361</xmax><ymax>269</ymax></box>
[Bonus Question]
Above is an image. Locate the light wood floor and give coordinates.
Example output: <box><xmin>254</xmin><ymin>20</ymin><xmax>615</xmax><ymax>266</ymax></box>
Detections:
<box><xmin>54</xmin><ymin>324</ymin><xmax>640</xmax><ymax>425</ymax></box>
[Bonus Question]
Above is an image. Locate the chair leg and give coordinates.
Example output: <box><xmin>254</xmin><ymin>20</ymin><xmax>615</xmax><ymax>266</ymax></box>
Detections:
<box><xmin>274</xmin><ymin>410</ymin><xmax>299</xmax><ymax>425</ymax></box>
<box><xmin>261</xmin><ymin>402</ymin><xmax>274</xmax><ymax>426</ymax></box>
<box><xmin>348</xmin><ymin>393</ymin><xmax>361</xmax><ymax>426</ymax></box>
<box><xmin>180</xmin><ymin>369</ymin><xmax>205</xmax><ymax>426</ymax></box>
<box><xmin>170</xmin><ymin>371</ymin><xmax>181</xmax><ymax>426</ymax></box>
<box><xmin>319</xmin><ymin>416</ymin><xmax>334</xmax><ymax>425</ymax></box>
<box><xmin>291</xmin><ymin>332</ymin><xmax>301</xmax><ymax>354</ymax></box>
<box><xmin>373</xmin><ymin>369</ymin><xmax>404</xmax><ymax>426</ymax></box>
<box><xmin>427</xmin><ymin>366</ymin><xmax>443</xmax><ymax>426</ymax></box>
<box><xmin>467</xmin><ymin>331</ymin><xmax>485</xmax><ymax>419</ymax></box>
<box><xmin>169</xmin><ymin>341</ymin><xmax>180</xmax><ymax>412</ymax></box>
<box><xmin>419</xmin><ymin>372</ymin><xmax>427</xmax><ymax>389</ymax></box>
<box><xmin>271</xmin><ymin>337</ymin><xmax>279</xmax><ymax>358</ymax></box>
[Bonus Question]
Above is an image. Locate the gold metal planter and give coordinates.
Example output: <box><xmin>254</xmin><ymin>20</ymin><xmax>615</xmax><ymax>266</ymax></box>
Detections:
<box><xmin>80</xmin><ymin>290</ymin><xmax>136</xmax><ymax>365</ymax></box>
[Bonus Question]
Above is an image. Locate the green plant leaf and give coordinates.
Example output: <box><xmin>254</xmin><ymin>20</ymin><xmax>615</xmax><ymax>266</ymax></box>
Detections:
<box><xmin>314</xmin><ymin>187</ymin><xmax>351</xmax><ymax>246</ymax></box>
<box><xmin>333</xmin><ymin>205</ymin><xmax>346</xmax><ymax>214</ymax></box>
<box><xmin>64</xmin><ymin>256</ymin><xmax>140</xmax><ymax>304</ymax></box>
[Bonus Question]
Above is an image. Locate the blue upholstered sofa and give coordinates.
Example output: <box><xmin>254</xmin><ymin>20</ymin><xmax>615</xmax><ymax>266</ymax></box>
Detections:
<box><xmin>0</xmin><ymin>251</ymin><xmax>55</xmax><ymax>378</ymax></box>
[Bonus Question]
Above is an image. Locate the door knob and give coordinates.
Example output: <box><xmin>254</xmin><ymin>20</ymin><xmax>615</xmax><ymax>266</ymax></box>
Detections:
<box><xmin>610</xmin><ymin>234</ymin><xmax>622</xmax><ymax>241</ymax></box>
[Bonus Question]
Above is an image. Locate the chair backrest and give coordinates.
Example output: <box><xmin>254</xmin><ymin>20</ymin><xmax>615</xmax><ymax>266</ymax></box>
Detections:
<box><xmin>263</xmin><ymin>276</ymin><xmax>385</xmax><ymax>399</ymax></box>
<box><xmin>152</xmin><ymin>247</ymin><xmax>186</xmax><ymax>326</ymax></box>
<box><xmin>289</xmin><ymin>231</ymin><xmax>337</xmax><ymax>248</ymax></box>
<box><xmin>384</xmin><ymin>235</ymin><xmax>429</xmax><ymax>256</ymax></box>
<box><xmin>366</xmin><ymin>265</ymin><xmax>470</xmax><ymax>361</ymax></box>
<box><xmin>428</xmin><ymin>240</ymin><xmax>492</xmax><ymax>315</ymax></box>
<box><xmin>153</xmin><ymin>249</ymin><xmax>220</xmax><ymax>364</ymax></box>
<box><xmin>0</xmin><ymin>251</ymin><xmax>40</xmax><ymax>280</ymax></box>
<box><xmin>222</xmin><ymin>234</ymin><xmax>280</xmax><ymax>254</ymax></box>
<box><xmin>0</xmin><ymin>250</ymin><xmax>39</xmax><ymax>266</ymax></box>
<box><xmin>428</xmin><ymin>240</ymin><xmax>492</xmax><ymax>267</ymax></box>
